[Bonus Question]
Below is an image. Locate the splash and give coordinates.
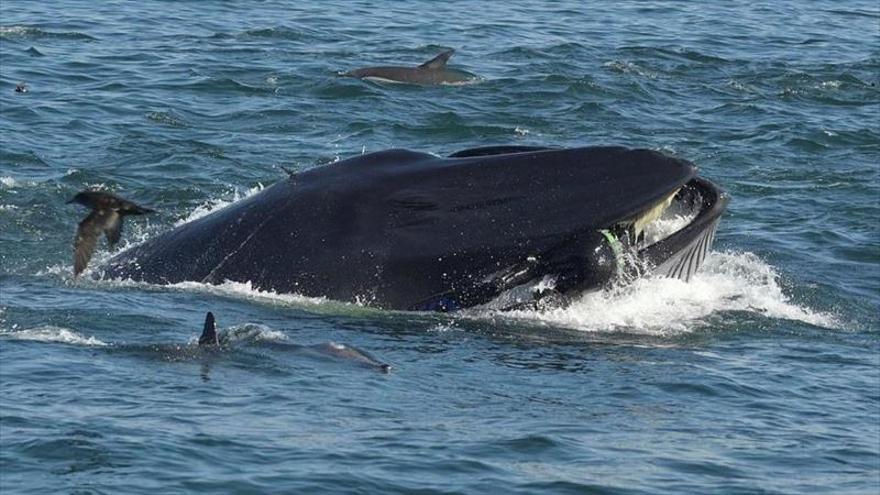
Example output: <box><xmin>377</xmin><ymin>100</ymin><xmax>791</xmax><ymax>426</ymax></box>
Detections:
<box><xmin>1</xmin><ymin>326</ymin><xmax>108</xmax><ymax>346</ymax></box>
<box><xmin>79</xmin><ymin>250</ymin><xmax>839</xmax><ymax>335</ymax></box>
<box><xmin>0</xmin><ymin>26</ymin><xmax>97</xmax><ymax>41</ymax></box>
<box><xmin>223</xmin><ymin>323</ymin><xmax>288</xmax><ymax>344</ymax></box>
<box><xmin>183</xmin><ymin>322</ymin><xmax>287</xmax><ymax>346</ymax></box>
<box><xmin>39</xmin><ymin>185</ymin><xmax>268</xmax><ymax>279</ymax></box>
<box><xmin>166</xmin><ymin>280</ymin><xmax>327</xmax><ymax>308</ymax></box>
<box><xmin>641</xmin><ymin>213</ymin><xmax>698</xmax><ymax>246</ymax></box>
<box><xmin>174</xmin><ymin>184</ymin><xmax>265</xmax><ymax>226</ymax></box>
<box><xmin>491</xmin><ymin>251</ymin><xmax>840</xmax><ymax>335</ymax></box>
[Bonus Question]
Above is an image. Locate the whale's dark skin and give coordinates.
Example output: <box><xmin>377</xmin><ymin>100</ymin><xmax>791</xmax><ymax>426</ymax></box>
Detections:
<box><xmin>340</xmin><ymin>49</ymin><xmax>478</xmax><ymax>85</ymax></box>
<box><xmin>100</xmin><ymin>146</ymin><xmax>696</xmax><ymax>311</ymax></box>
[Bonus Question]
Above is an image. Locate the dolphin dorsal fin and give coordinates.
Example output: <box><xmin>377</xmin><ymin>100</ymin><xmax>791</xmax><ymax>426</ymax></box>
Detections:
<box><xmin>418</xmin><ymin>49</ymin><xmax>455</xmax><ymax>69</ymax></box>
<box><xmin>199</xmin><ymin>312</ymin><xmax>219</xmax><ymax>346</ymax></box>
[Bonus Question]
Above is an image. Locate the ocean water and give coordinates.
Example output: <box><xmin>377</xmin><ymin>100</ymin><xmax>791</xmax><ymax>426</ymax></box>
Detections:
<box><xmin>1</xmin><ymin>1</ymin><xmax>878</xmax><ymax>493</ymax></box>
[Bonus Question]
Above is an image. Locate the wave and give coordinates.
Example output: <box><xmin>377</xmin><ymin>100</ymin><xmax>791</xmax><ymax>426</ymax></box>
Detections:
<box><xmin>0</xmin><ymin>25</ymin><xmax>97</xmax><ymax>41</ymax></box>
<box><xmin>145</xmin><ymin>111</ymin><xmax>188</xmax><ymax>128</ymax></box>
<box><xmin>84</xmin><ymin>251</ymin><xmax>840</xmax><ymax>337</ymax></box>
<box><xmin>617</xmin><ymin>45</ymin><xmax>731</xmax><ymax>64</ymax></box>
<box><xmin>173</xmin><ymin>184</ymin><xmax>266</xmax><ymax>226</ymax></box>
<box><xmin>603</xmin><ymin>60</ymin><xmax>659</xmax><ymax>79</ymax></box>
<box><xmin>219</xmin><ymin>323</ymin><xmax>288</xmax><ymax>345</ymax></box>
<box><xmin>146</xmin><ymin>280</ymin><xmax>330</xmax><ymax>310</ymax></box>
<box><xmin>241</xmin><ymin>27</ymin><xmax>312</xmax><ymax>41</ymax></box>
<box><xmin>482</xmin><ymin>251</ymin><xmax>840</xmax><ymax>335</ymax></box>
<box><xmin>0</xmin><ymin>150</ymin><xmax>49</xmax><ymax>167</ymax></box>
<box><xmin>171</xmin><ymin>78</ymin><xmax>275</xmax><ymax>95</ymax></box>
<box><xmin>1</xmin><ymin>326</ymin><xmax>108</xmax><ymax>346</ymax></box>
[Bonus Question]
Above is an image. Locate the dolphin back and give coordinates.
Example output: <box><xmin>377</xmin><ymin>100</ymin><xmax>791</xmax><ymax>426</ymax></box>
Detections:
<box><xmin>198</xmin><ymin>312</ymin><xmax>219</xmax><ymax>346</ymax></box>
<box><xmin>342</xmin><ymin>49</ymin><xmax>476</xmax><ymax>85</ymax></box>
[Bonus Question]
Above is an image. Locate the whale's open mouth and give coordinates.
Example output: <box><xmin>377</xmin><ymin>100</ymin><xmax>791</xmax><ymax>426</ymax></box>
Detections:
<box><xmin>472</xmin><ymin>176</ymin><xmax>729</xmax><ymax>312</ymax></box>
<box><xmin>634</xmin><ymin>177</ymin><xmax>728</xmax><ymax>282</ymax></box>
<box><xmin>449</xmin><ymin>144</ymin><xmax>728</xmax><ymax>285</ymax></box>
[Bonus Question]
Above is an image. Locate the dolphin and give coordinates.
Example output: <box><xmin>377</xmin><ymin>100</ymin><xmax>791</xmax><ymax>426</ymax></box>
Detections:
<box><xmin>303</xmin><ymin>342</ymin><xmax>391</xmax><ymax>373</ymax></box>
<box><xmin>198</xmin><ymin>312</ymin><xmax>220</xmax><ymax>347</ymax></box>
<box><xmin>340</xmin><ymin>49</ymin><xmax>478</xmax><ymax>85</ymax></box>
<box><xmin>68</xmin><ymin>190</ymin><xmax>155</xmax><ymax>277</ymax></box>
<box><xmin>196</xmin><ymin>312</ymin><xmax>390</xmax><ymax>372</ymax></box>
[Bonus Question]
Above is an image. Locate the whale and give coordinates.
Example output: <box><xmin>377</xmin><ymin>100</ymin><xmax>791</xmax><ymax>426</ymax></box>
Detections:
<box><xmin>340</xmin><ymin>49</ymin><xmax>478</xmax><ymax>85</ymax></box>
<box><xmin>99</xmin><ymin>145</ymin><xmax>728</xmax><ymax>311</ymax></box>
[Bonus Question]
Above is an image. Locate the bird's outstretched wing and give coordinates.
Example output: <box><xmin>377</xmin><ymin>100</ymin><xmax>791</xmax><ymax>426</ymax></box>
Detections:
<box><xmin>74</xmin><ymin>209</ymin><xmax>117</xmax><ymax>276</ymax></box>
<box><xmin>104</xmin><ymin>213</ymin><xmax>123</xmax><ymax>249</ymax></box>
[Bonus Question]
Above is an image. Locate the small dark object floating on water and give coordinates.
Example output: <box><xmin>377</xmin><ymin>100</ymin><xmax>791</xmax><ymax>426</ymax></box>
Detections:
<box><xmin>99</xmin><ymin>146</ymin><xmax>728</xmax><ymax>311</ymax></box>
<box><xmin>14</xmin><ymin>82</ymin><xmax>28</xmax><ymax>93</ymax></box>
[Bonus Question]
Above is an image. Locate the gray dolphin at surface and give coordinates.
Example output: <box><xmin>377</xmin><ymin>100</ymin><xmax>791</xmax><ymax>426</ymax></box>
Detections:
<box><xmin>68</xmin><ymin>190</ymin><xmax>155</xmax><ymax>277</ymax></box>
<box><xmin>339</xmin><ymin>49</ymin><xmax>478</xmax><ymax>85</ymax></box>
<box><xmin>199</xmin><ymin>312</ymin><xmax>221</xmax><ymax>346</ymax></box>
<box><xmin>198</xmin><ymin>312</ymin><xmax>391</xmax><ymax>373</ymax></box>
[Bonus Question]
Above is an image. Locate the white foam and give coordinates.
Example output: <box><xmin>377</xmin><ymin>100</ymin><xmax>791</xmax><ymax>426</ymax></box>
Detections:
<box><xmin>2</xmin><ymin>326</ymin><xmax>108</xmax><ymax>346</ymax></box>
<box><xmin>103</xmin><ymin>186</ymin><xmax>267</xmax><ymax>269</ymax></box>
<box><xmin>486</xmin><ymin>251</ymin><xmax>840</xmax><ymax>335</ymax></box>
<box><xmin>0</xmin><ymin>26</ymin><xmax>35</xmax><ymax>36</ymax></box>
<box><xmin>174</xmin><ymin>184</ymin><xmax>266</xmax><ymax>227</ymax></box>
<box><xmin>38</xmin><ymin>185</ymin><xmax>267</xmax><ymax>280</ymax></box>
<box><xmin>1</xmin><ymin>176</ymin><xmax>17</xmax><ymax>188</ymax></box>
<box><xmin>169</xmin><ymin>279</ymin><xmax>327</xmax><ymax>307</ymax></box>
<box><xmin>641</xmin><ymin>213</ymin><xmax>697</xmax><ymax>246</ymax></box>
<box><xmin>82</xmin><ymin>250</ymin><xmax>839</xmax><ymax>336</ymax></box>
<box><xmin>427</xmin><ymin>322</ymin><xmax>462</xmax><ymax>333</ymax></box>
<box><xmin>224</xmin><ymin>323</ymin><xmax>288</xmax><ymax>343</ymax></box>
<box><xmin>39</xmin><ymin>213</ymin><xmax>161</xmax><ymax>279</ymax></box>
<box><xmin>604</xmin><ymin>60</ymin><xmax>658</xmax><ymax>79</ymax></box>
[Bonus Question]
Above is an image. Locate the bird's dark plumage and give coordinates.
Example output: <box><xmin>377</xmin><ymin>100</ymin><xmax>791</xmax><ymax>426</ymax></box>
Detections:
<box><xmin>69</xmin><ymin>190</ymin><xmax>154</xmax><ymax>277</ymax></box>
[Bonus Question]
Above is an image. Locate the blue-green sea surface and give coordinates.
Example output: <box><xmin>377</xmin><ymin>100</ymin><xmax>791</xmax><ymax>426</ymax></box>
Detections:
<box><xmin>1</xmin><ymin>1</ymin><xmax>878</xmax><ymax>494</ymax></box>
